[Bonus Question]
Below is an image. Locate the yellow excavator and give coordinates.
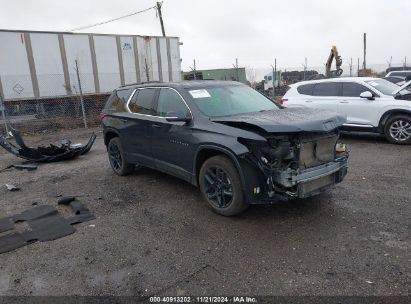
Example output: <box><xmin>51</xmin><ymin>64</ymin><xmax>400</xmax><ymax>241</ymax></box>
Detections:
<box><xmin>325</xmin><ymin>46</ymin><xmax>343</xmax><ymax>78</ymax></box>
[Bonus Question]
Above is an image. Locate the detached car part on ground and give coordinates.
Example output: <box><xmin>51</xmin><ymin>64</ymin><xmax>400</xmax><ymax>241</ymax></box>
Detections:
<box><xmin>101</xmin><ymin>81</ymin><xmax>348</xmax><ymax>216</ymax></box>
<box><xmin>0</xmin><ymin>123</ymin><xmax>96</xmax><ymax>162</ymax></box>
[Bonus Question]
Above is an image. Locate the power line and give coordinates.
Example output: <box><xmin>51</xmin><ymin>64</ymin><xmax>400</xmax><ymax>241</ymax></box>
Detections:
<box><xmin>68</xmin><ymin>6</ymin><xmax>156</xmax><ymax>32</ymax></box>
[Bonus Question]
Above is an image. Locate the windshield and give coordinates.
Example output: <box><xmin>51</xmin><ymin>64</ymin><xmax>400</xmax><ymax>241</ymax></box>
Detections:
<box><xmin>365</xmin><ymin>79</ymin><xmax>405</xmax><ymax>95</ymax></box>
<box><xmin>187</xmin><ymin>85</ymin><xmax>279</xmax><ymax>117</ymax></box>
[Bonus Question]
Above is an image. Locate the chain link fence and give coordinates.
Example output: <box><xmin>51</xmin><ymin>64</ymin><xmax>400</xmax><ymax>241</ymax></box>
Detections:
<box><xmin>0</xmin><ymin>71</ymin><xmax>111</xmax><ymax>135</ymax></box>
<box><xmin>246</xmin><ymin>63</ymin><xmax>405</xmax><ymax>101</ymax></box>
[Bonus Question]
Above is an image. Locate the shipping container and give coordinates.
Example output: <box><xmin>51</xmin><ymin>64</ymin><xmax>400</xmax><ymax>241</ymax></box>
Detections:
<box><xmin>0</xmin><ymin>29</ymin><xmax>182</xmax><ymax>100</ymax></box>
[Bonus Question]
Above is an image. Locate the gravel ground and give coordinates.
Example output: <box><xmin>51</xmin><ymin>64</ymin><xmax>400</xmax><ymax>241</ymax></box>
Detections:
<box><xmin>0</xmin><ymin>129</ymin><xmax>409</xmax><ymax>297</ymax></box>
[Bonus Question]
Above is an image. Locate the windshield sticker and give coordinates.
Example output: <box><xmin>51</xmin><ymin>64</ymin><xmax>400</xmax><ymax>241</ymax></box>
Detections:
<box><xmin>369</xmin><ymin>81</ymin><xmax>379</xmax><ymax>86</ymax></box>
<box><xmin>189</xmin><ymin>89</ymin><xmax>211</xmax><ymax>98</ymax></box>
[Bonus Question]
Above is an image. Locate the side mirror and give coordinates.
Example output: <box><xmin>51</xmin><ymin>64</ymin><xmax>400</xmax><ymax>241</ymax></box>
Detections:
<box><xmin>165</xmin><ymin>111</ymin><xmax>191</xmax><ymax>123</ymax></box>
<box><xmin>360</xmin><ymin>91</ymin><xmax>374</xmax><ymax>100</ymax></box>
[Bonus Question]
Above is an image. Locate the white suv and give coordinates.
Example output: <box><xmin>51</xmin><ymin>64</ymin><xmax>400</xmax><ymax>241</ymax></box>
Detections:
<box><xmin>282</xmin><ymin>77</ymin><xmax>411</xmax><ymax>144</ymax></box>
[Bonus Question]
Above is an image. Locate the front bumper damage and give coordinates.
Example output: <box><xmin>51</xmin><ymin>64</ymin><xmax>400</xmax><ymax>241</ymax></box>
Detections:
<box><xmin>0</xmin><ymin>124</ymin><xmax>96</xmax><ymax>162</ymax></box>
<box><xmin>239</xmin><ymin>132</ymin><xmax>349</xmax><ymax>203</ymax></box>
<box><xmin>270</xmin><ymin>156</ymin><xmax>348</xmax><ymax>198</ymax></box>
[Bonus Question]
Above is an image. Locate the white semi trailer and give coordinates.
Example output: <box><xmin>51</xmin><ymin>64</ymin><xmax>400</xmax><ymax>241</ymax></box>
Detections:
<box><xmin>0</xmin><ymin>29</ymin><xmax>182</xmax><ymax>100</ymax></box>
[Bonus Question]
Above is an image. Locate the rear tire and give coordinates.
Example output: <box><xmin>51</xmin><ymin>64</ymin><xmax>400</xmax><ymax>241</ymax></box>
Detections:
<box><xmin>199</xmin><ymin>155</ymin><xmax>248</xmax><ymax>216</ymax></box>
<box><xmin>384</xmin><ymin>115</ymin><xmax>411</xmax><ymax>145</ymax></box>
<box><xmin>107</xmin><ymin>137</ymin><xmax>134</xmax><ymax>175</ymax></box>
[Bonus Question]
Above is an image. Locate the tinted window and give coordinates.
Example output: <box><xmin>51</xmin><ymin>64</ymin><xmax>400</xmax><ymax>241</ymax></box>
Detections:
<box><xmin>342</xmin><ymin>82</ymin><xmax>370</xmax><ymax>97</ymax></box>
<box><xmin>156</xmin><ymin>89</ymin><xmax>189</xmax><ymax>117</ymax></box>
<box><xmin>128</xmin><ymin>88</ymin><xmax>156</xmax><ymax>114</ymax></box>
<box><xmin>104</xmin><ymin>88</ymin><xmax>132</xmax><ymax>113</ymax></box>
<box><xmin>390</xmin><ymin>72</ymin><xmax>411</xmax><ymax>77</ymax></box>
<box><xmin>297</xmin><ymin>84</ymin><xmax>314</xmax><ymax>95</ymax></box>
<box><xmin>312</xmin><ymin>82</ymin><xmax>340</xmax><ymax>96</ymax></box>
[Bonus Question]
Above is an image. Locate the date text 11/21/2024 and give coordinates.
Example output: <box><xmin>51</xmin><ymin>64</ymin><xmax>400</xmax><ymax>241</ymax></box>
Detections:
<box><xmin>149</xmin><ymin>296</ymin><xmax>258</xmax><ymax>303</ymax></box>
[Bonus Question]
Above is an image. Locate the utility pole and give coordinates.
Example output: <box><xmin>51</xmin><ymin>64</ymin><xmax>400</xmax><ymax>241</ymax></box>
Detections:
<box><xmin>363</xmin><ymin>33</ymin><xmax>367</xmax><ymax>71</ymax></box>
<box><xmin>156</xmin><ymin>2</ymin><xmax>166</xmax><ymax>37</ymax></box>
<box><xmin>271</xmin><ymin>59</ymin><xmax>277</xmax><ymax>98</ymax></box>
<box><xmin>75</xmin><ymin>60</ymin><xmax>88</xmax><ymax>129</ymax></box>
<box><xmin>357</xmin><ymin>57</ymin><xmax>360</xmax><ymax>76</ymax></box>
<box><xmin>189</xmin><ymin>59</ymin><xmax>197</xmax><ymax>80</ymax></box>
<box><xmin>403</xmin><ymin>56</ymin><xmax>407</xmax><ymax>70</ymax></box>
<box><xmin>302</xmin><ymin>57</ymin><xmax>307</xmax><ymax>80</ymax></box>
<box><xmin>233</xmin><ymin>58</ymin><xmax>239</xmax><ymax>81</ymax></box>
<box><xmin>387</xmin><ymin>56</ymin><xmax>392</xmax><ymax>69</ymax></box>
<box><xmin>348</xmin><ymin>58</ymin><xmax>353</xmax><ymax>77</ymax></box>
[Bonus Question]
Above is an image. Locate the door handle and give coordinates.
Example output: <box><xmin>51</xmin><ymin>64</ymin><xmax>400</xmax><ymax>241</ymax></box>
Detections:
<box><xmin>305</xmin><ymin>100</ymin><xmax>313</xmax><ymax>103</ymax></box>
<box><xmin>152</xmin><ymin>124</ymin><xmax>161</xmax><ymax>128</ymax></box>
<box><xmin>339</xmin><ymin>101</ymin><xmax>349</xmax><ymax>104</ymax></box>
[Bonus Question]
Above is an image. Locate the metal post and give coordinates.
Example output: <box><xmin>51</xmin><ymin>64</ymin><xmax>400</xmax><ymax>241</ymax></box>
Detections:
<box><xmin>156</xmin><ymin>2</ymin><xmax>166</xmax><ymax>37</ymax></box>
<box><xmin>274</xmin><ymin>59</ymin><xmax>277</xmax><ymax>97</ymax></box>
<box><xmin>75</xmin><ymin>60</ymin><xmax>88</xmax><ymax>129</ymax></box>
<box><xmin>303</xmin><ymin>57</ymin><xmax>307</xmax><ymax>80</ymax></box>
<box><xmin>349</xmin><ymin>58</ymin><xmax>353</xmax><ymax>77</ymax></box>
<box><xmin>236</xmin><ymin>58</ymin><xmax>239</xmax><ymax>81</ymax></box>
<box><xmin>271</xmin><ymin>58</ymin><xmax>277</xmax><ymax>98</ymax></box>
<box><xmin>0</xmin><ymin>94</ymin><xmax>9</xmax><ymax>135</ymax></box>
<box><xmin>363</xmin><ymin>33</ymin><xmax>367</xmax><ymax>71</ymax></box>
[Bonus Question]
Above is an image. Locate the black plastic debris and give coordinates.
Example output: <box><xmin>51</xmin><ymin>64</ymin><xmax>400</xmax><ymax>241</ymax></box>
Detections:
<box><xmin>22</xmin><ymin>215</ymin><xmax>76</xmax><ymax>242</ymax></box>
<box><xmin>0</xmin><ymin>200</ymin><xmax>95</xmax><ymax>254</ymax></box>
<box><xmin>12</xmin><ymin>164</ymin><xmax>38</xmax><ymax>171</ymax></box>
<box><xmin>0</xmin><ymin>233</ymin><xmax>26</xmax><ymax>254</ymax></box>
<box><xmin>0</xmin><ymin>123</ymin><xmax>96</xmax><ymax>162</ymax></box>
<box><xmin>12</xmin><ymin>205</ymin><xmax>58</xmax><ymax>222</ymax></box>
<box><xmin>57</xmin><ymin>196</ymin><xmax>76</xmax><ymax>205</ymax></box>
<box><xmin>58</xmin><ymin>197</ymin><xmax>96</xmax><ymax>223</ymax></box>
<box><xmin>0</xmin><ymin>217</ymin><xmax>14</xmax><ymax>233</ymax></box>
<box><xmin>0</xmin><ymin>164</ymin><xmax>37</xmax><ymax>173</ymax></box>
<box><xmin>67</xmin><ymin>201</ymin><xmax>90</xmax><ymax>215</ymax></box>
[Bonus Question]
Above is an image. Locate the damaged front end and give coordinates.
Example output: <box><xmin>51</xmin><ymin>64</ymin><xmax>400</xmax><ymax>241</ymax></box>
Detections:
<box><xmin>0</xmin><ymin>124</ymin><xmax>96</xmax><ymax>162</ymax></box>
<box><xmin>238</xmin><ymin>130</ymin><xmax>348</xmax><ymax>202</ymax></box>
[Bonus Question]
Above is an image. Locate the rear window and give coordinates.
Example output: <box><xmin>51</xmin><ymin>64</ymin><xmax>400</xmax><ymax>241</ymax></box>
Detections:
<box><xmin>312</xmin><ymin>82</ymin><xmax>340</xmax><ymax>96</ymax></box>
<box><xmin>297</xmin><ymin>84</ymin><xmax>314</xmax><ymax>95</ymax></box>
<box><xmin>104</xmin><ymin>88</ymin><xmax>132</xmax><ymax>113</ymax></box>
<box><xmin>128</xmin><ymin>88</ymin><xmax>157</xmax><ymax>115</ymax></box>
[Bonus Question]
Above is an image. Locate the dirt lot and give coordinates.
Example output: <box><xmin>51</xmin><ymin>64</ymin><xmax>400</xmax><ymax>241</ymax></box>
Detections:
<box><xmin>0</xmin><ymin>129</ymin><xmax>410</xmax><ymax>297</ymax></box>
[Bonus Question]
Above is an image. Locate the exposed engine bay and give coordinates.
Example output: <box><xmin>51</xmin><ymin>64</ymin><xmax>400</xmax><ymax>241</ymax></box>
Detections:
<box><xmin>239</xmin><ymin>130</ymin><xmax>348</xmax><ymax>201</ymax></box>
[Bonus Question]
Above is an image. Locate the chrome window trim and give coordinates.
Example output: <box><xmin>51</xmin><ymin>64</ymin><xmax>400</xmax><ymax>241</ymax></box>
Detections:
<box><xmin>125</xmin><ymin>86</ymin><xmax>193</xmax><ymax>120</ymax></box>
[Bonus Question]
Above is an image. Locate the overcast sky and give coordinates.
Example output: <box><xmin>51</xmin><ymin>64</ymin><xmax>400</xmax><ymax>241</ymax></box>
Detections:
<box><xmin>0</xmin><ymin>0</ymin><xmax>410</xmax><ymax>72</ymax></box>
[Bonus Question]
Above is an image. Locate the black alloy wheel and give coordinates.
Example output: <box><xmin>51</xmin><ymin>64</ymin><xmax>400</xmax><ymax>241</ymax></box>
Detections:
<box><xmin>199</xmin><ymin>155</ymin><xmax>248</xmax><ymax>216</ymax></box>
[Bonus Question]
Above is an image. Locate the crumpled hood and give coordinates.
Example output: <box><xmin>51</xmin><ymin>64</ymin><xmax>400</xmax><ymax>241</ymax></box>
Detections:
<box><xmin>211</xmin><ymin>108</ymin><xmax>346</xmax><ymax>133</ymax></box>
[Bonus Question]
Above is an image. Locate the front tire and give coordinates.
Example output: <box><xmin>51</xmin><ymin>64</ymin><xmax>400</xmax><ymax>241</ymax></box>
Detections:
<box><xmin>199</xmin><ymin>155</ymin><xmax>248</xmax><ymax>216</ymax></box>
<box><xmin>107</xmin><ymin>137</ymin><xmax>134</xmax><ymax>175</ymax></box>
<box><xmin>384</xmin><ymin>115</ymin><xmax>411</xmax><ymax>145</ymax></box>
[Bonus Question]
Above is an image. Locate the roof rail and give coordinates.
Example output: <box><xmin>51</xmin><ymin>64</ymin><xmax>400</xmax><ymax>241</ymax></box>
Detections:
<box><xmin>119</xmin><ymin>81</ymin><xmax>163</xmax><ymax>88</ymax></box>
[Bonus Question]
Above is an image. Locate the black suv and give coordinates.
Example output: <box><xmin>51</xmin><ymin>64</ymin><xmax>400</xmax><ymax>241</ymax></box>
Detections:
<box><xmin>101</xmin><ymin>81</ymin><xmax>348</xmax><ymax>216</ymax></box>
